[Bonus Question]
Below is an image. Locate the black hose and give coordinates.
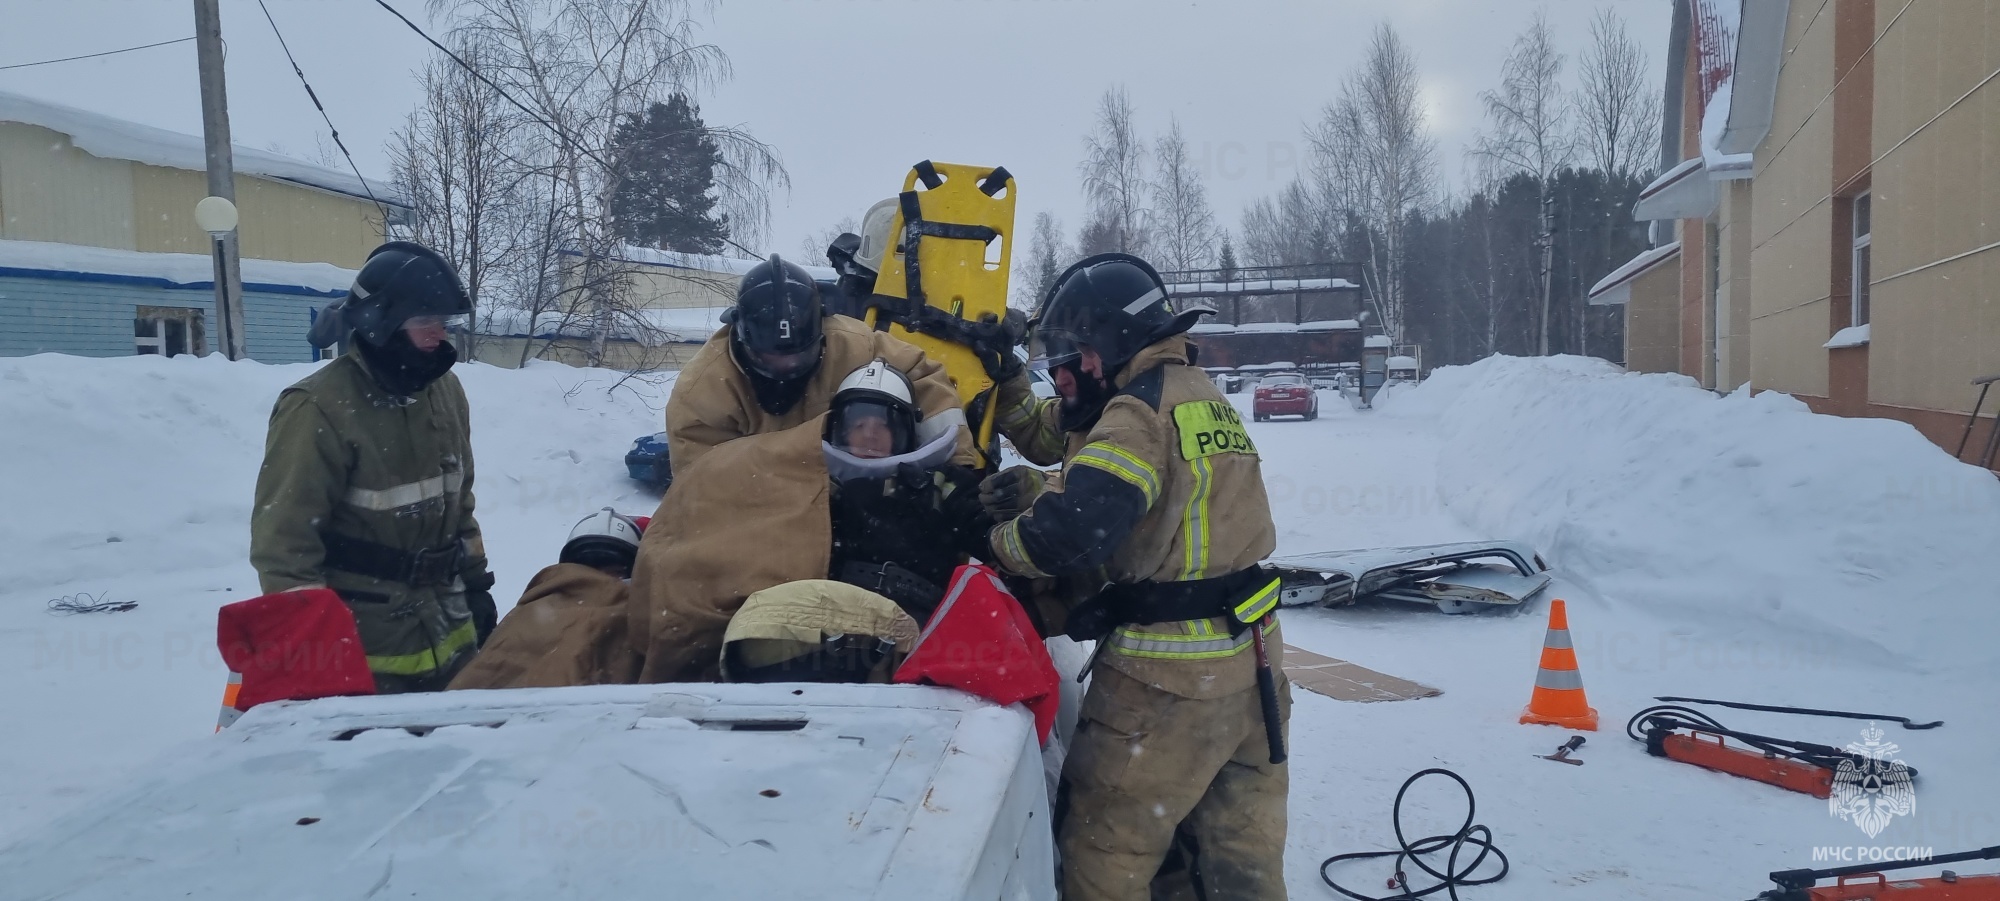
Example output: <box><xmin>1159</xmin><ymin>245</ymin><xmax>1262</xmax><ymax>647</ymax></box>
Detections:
<box><xmin>1625</xmin><ymin>705</ymin><xmax>1908</xmax><ymax>777</ymax></box>
<box><xmin>1319</xmin><ymin>768</ymin><xmax>1509</xmax><ymax>901</ymax></box>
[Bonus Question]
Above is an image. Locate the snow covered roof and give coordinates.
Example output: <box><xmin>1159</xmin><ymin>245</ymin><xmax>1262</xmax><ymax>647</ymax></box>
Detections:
<box><xmin>0</xmin><ymin>90</ymin><xmax>408</xmax><ymax>208</ymax></box>
<box><xmin>1164</xmin><ymin>277</ymin><xmax>1357</xmax><ymax>296</ymax></box>
<box><xmin>479</xmin><ymin>305</ymin><xmax>724</xmax><ymax>345</ymax></box>
<box><xmin>605</xmin><ymin>244</ymin><xmax>838</xmax><ymax>281</ymax></box>
<box><xmin>1364</xmin><ymin>335</ymin><xmax>1393</xmax><ymax>348</ymax></box>
<box><xmin>1824</xmin><ymin>323</ymin><xmax>1871</xmax><ymax>349</ymax></box>
<box><xmin>1589</xmin><ymin>242</ymin><xmax>1683</xmax><ymax>306</ymax></box>
<box><xmin>1387</xmin><ymin>355</ymin><xmax>1419</xmax><ymax>370</ymax></box>
<box><xmin>1634</xmin><ymin>158</ymin><xmax>1717</xmax><ymax>221</ymax></box>
<box><xmin>1718</xmin><ymin>0</ymin><xmax>1791</xmax><ymax>155</ymax></box>
<box><xmin>0</xmin><ymin>237</ymin><xmax>354</xmax><ymax>297</ymax></box>
<box><xmin>1186</xmin><ymin>319</ymin><xmax>1360</xmax><ymax>336</ymax></box>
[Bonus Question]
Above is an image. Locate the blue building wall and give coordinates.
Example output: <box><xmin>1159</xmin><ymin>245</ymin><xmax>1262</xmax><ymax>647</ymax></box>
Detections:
<box><xmin>0</xmin><ymin>268</ymin><xmax>340</xmax><ymax>363</ymax></box>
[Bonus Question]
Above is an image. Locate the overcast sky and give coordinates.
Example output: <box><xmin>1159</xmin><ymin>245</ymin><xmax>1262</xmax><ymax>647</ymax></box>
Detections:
<box><xmin>0</xmin><ymin>0</ymin><xmax>1669</xmax><ymax>261</ymax></box>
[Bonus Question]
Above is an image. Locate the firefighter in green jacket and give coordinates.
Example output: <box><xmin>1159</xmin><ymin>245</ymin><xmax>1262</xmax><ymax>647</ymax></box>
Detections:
<box><xmin>983</xmin><ymin>253</ymin><xmax>1289</xmax><ymax>901</ymax></box>
<box><xmin>250</xmin><ymin>241</ymin><xmax>496</xmax><ymax>693</ymax></box>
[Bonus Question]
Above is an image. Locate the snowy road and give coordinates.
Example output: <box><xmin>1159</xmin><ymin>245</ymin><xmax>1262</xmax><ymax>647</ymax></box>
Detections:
<box><xmin>4</xmin><ymin>354</ymin><xmax>1996</xmax><ymax>900</ymax></box>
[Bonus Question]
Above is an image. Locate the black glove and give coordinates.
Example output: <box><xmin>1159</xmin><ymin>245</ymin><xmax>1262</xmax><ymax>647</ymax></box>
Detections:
<box><xmin>938</xmin><ymin>465</ymin><xmax>998</xmax><ymax>556</ymax></box>
<box><xmin>463</xmin><ymin>570</ymin><xmax>498</xmax><ymax>646</ymax></box>
<box><xmin>965</xmin><ymin>309</ymin><xmax>1029</xmax><ymax>382</ymax></box>
<box><xmin>979</xmin><ymin>465</ymin><xmax>1047</xmax><ymax>520</ymax></box>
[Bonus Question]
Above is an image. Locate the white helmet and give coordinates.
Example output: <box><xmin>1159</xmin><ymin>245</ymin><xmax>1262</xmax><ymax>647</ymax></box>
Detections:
<box><xmin>827</xmin><ymin>358</ymin><xmax>917</xmax><ymax>458</ymax></box>
<box><xmin>854</xmin><ymin>198</ymin><xmax>900</xmax><ymax>275</ymax></box>
<box><xmin>560</xmin><ymin>507</ymin><xmax>644</xmax><ymax>572</ymax></box>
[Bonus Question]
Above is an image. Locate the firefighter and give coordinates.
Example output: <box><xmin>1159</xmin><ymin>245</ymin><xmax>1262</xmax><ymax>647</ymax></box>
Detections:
<box><xmin>446</xmin><ymin>508</ymin><xmax>647</xmax><ymax>691</ymax></box>
<box><xmin>822</xmin><ymin>358</ymin><xmax>991</xmax><ymax>624</ymax></box>
<box><xmin>982</xmin><ymin>253</ymin><xmax>1289</xmax><ymax>901</ymax></box>
<box><xmin>251</xmin><ymin>241</ymin><xmax>495</xmax><ymax>694</ymax></box>
<box><xmin>664</xmin><ymin>253</ymin><xmax>976</xmax><ymax>477</ymax></box>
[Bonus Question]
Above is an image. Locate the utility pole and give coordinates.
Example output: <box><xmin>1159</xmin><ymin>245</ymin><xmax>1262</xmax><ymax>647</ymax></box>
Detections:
<box><xmin>193</xmin><ymin>0</ymin><xmax>246</xmax><ymax>360</ymax></box>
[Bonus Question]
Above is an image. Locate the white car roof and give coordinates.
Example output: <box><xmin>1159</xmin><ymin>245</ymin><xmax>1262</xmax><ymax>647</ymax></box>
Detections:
<box><xmin>0</xmin><ymin>684</ymin><xmax>1045</xmax><ymax>900</ymax></box>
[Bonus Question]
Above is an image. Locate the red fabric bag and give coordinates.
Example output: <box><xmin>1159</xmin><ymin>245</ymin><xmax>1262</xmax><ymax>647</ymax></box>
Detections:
<box><xmin>895</xmin><ymin>564</ymin><xmax>1060</xmax><ymax>743</ymax></box>
<box><xmin>217</xmin><ymin>588</ymin><xmax>376</xmax><ymax>710</ymax></box>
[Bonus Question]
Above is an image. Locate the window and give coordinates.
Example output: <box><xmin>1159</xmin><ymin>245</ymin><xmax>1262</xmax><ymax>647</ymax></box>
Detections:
<box><xmin>1851</xmin><ymin>192</ymin><xmax>1872</xmax><ymax>327</ymax></box>
<box><xmin>134</xmin><ymin>307</ymin><xmax>204</xmax><ymax>357</ymax></box>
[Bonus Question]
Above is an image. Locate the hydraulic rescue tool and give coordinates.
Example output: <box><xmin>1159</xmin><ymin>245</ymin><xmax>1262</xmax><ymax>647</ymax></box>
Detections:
<box><xmin>1627</xmin><ymin>705</ymin><xmax>1917</xmax><ymax>799</ymax></box>
<box><xmin>1750</xmin><ymin>846</ymin><xmax>2000</xmax><ymax>900</ymax></box>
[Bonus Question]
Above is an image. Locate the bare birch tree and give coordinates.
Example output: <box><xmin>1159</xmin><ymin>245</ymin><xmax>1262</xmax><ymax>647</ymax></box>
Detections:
<box><xmin>799</xmin><ymin>216</ymin><xmax>859</xmax><ymax>264</ymax></box>
<box><xmin>392</xmin><ymin>45</ymin><xmax>519</xmax><ymax>359</ymax></box>
<box><xmin>426</xmin><ymin>0</ymin><xmax>786</xmax><ymax>365</ymax></box>
<box><xmin>1577</xmin><ymin>7</ymin><xmax>1660</xmax><ymax>180</ymax></box>
<box><xmin>1079</xmin><ymin>85</ymin><xmax>1151</xmax><ymax>256</ymax></box>
<box><xmin>1151</xmin><ymin>118</ymin><xmax>1218</xmax><ymax>272</ymax></box>
<box><xmin>1013</xmin><ymin>212</ymin><xmax>1066</xmax><ymax>310</ymax></box>
<box><xmin>1307</xmin><ymin>22</ymin><xmax>1437</xmax><ymax>343</ymax></box>
<box><xmin>1475</xmin><ymin>9</ymin><xmax>1573</xmax><ymax>354</ymax></box>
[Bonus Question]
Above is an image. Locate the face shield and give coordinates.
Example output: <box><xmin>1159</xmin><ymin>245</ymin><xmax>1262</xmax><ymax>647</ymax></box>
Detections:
<box><xmin>829</xmin><ymin>399</ymin><xmax>910</xmax><ymax>459</ymax></box>
<box><xmin>1027</xmin><ymin>326</ymin><xmax>1085</xmax><ymax>372</ymax></box>
<box><xmin>402</xmin><ymin>314</ymin><xmax>469</xmax><ymax>333</ymax></box>
<box><xmin>747</xmin><ymin>346</ymin><xmax>820</xmax><ymax>381</ymax></box>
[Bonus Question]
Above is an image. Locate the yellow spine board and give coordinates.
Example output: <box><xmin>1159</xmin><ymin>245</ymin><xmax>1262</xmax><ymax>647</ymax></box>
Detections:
<box><xmin>864</xmin><ymin>161</ymin><xmax>1016</xmax><ymax>451</ymax></box>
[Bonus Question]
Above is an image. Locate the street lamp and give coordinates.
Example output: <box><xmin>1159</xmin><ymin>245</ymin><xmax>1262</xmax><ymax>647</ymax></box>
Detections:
<box><xmin>194</xmin><ymin>196</ymin><xmax>240</xmax><ymax>359</ymax></box>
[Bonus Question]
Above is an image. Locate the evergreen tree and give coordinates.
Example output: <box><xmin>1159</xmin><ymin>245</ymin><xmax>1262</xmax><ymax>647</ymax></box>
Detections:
<box><xmin>1217</xmin><ymin>235</ymin><xmax>1238</xmax><ymax>282</ymax></box>
<box><xmin>608</xmin><ymin>95</ymin><xmax>730</xmax><ymax>254</ymax></box>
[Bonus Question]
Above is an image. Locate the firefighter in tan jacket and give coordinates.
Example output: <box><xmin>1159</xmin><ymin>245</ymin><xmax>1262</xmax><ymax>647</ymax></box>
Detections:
<box><xmin>665</xmin><ymin>254</ymin><xmax>975</xmax><ymax>477</ymax></box>
<box><xmin>982</xmin><ymin>253</ymin><xmax>1288</xmax><ymax>901</ymax></box>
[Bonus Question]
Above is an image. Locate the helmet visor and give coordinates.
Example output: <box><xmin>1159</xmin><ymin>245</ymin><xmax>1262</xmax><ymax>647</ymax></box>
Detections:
<box><xmin>403</xmin><ymin>314</ymin><xmax>468</xmax><ymax>332</ymax></box>
<box><xmin>830</xmin><ymin>399</ymin><xmax>908</xmax><ymax>458</ymax></box>
<box><xmin>1027</xmin><ymin>326</ymin><xmax>1084</xmax><ymax>372</ymax></box>
<box><xmin>749</xmin><ymin>346</ymin><xmax>819</xmax><ymax>381</ymax></box>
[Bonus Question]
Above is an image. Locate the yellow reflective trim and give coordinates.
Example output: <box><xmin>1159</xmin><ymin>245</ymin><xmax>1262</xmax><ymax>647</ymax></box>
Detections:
<box><xmin>996</xmin><ymin>519</ymin><xmax>1049</xmax><ymax>579</ymax></box>
<box><xmin>1110</xmin><ymin>618</ymin><xmax>1276</xmax><ymax>660</ymax></box>
<box><xmin>1232</xmin><ymin>578</ymin><xmax>1281</xmax><ymax>623</ymax></box>
<box><xmin>366</xmin><ymin>620</ymin><xmax>478</xmax><ymax>676</ymax></box>
<box><xmin>1181</xmin><ymin>456</ymin><xmax>1214</xmax><ymax>578</ymax></box>
<box><xmin>1072</xmin><ymin>443</ymin><xmax>1160</xmax><ymax>505</ymax></box>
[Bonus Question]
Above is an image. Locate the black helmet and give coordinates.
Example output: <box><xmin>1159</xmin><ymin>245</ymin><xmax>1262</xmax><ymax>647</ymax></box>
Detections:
<box><xmin>1030</xmin><ymin>253</ymin><xmax>1212</xmax><ymax>373</ymax></box>
<box><xmin>724</xmin><ymin>253</ymin><xmax>824</xmax><ymax>381</ymax></box>
<box><xmin>339</xmin><ymin>241</ymin><xmax>472</xmax><ymax>347</ymax></box>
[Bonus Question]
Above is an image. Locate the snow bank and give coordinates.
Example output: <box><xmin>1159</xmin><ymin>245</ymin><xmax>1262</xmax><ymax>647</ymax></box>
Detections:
<box><xmin>1394</xmin><ymin>355</ymin><xmax>2000</xmax><ymax>673</ymax></box>
<box><xmin>0</xmin><ymin>353</ymin><xmax>669</xmax><ymax>598</ymax></box>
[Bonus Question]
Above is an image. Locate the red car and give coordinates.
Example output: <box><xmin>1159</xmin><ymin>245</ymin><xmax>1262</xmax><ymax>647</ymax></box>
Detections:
<box><xmin>1253</xmin><ymin>373</ymin><xmax>1318</xmax><ymax>421</ymax></box>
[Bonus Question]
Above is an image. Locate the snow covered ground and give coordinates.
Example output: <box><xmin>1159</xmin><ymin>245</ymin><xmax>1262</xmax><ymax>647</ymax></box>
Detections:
<box><xmin>3</xmin><ymin>350</ymin><xmax>1996</xmax><ymax>899</ymax></box>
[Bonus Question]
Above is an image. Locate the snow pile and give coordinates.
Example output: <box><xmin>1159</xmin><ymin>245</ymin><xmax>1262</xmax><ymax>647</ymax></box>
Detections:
<box><xmin>1393</xmin><ymin>355</ymin><xmax>2000</xmax><ymax>673</ymax></box>
<box><xmin>0</xmin><ymin>352</ymin><xmax>670</xmax><ymax>599</ymax></box>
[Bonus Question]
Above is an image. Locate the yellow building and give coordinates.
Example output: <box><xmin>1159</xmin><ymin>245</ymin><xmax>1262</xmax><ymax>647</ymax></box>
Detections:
<box><xmin>1593</xmin><ymin>0</ymin><xmax>2000</xmax><ymax>471</ymax></box>
<box><xmin>0</xmin><ymin>90</ymin><xmax>399</xmax><ymax>268</ymax></box>
<box><xmin>472</xmin><ymin>246</ymin><xmax>835</xmax><ymax>372</ymax></box>
<box><xmin>0</xmin><ymin>91</ymin><xmax>404</xmax><ymax>361</ymax></box>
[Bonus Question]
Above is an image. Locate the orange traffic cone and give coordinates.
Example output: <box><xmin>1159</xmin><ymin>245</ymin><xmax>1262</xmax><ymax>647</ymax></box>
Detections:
<box><xmin>215</xmin><ymin>671</ymin><xmax>243</xmax><ymax>732</ymax></box>
<box><xmin>1520</xmin><ymin>599</ymin><xmax>1598</xmax><ymax>731</ymax></box>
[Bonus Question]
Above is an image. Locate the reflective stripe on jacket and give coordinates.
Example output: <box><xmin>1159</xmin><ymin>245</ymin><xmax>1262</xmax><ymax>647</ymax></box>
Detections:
<box><xmin>988</xmin><ymin>337</ymin><xmax>1280</xmax><ymax>697</ymax></box>
<box><xmin>249</xmin><ymin>346</ymin><xmax>484</xmax><ymax>684</ymax></box>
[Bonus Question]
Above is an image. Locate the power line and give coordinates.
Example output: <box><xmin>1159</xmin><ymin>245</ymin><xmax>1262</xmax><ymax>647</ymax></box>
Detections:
<box><xmin>368</xmin><ymin>0</ymin><xmax>768</xmax><ymax>260</ymax></box>
<box><xmin>254</xmin><ymin>0</ymin><xmax>390</xmax><ymax>222</ymax></box>
<box><xmin>0</xmin><ymin>36</ymin><xmax>194</xmax><ymax>72</ymax></box>
<box><xmin>369</xmin><ymin>0</ymin><xmax>617</xmax><ymax>175</ymax></box>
